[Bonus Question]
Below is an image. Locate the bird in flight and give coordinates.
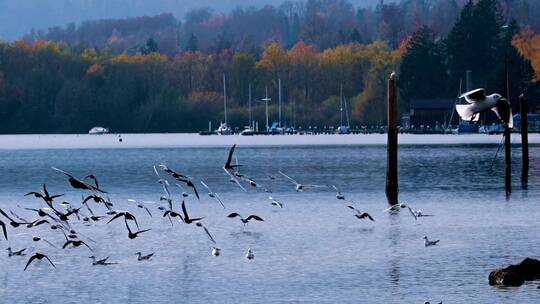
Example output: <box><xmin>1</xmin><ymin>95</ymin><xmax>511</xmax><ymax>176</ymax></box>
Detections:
<box><xmin>278</xmin><ymin>171</ymin><xmax>325</xmax><ymax>192</ymax></box>
<box><xmin>227</xmin><ymin>213</ymin><xmax>264</xmax><ymax>226</ymax></box>
<box><xmin>456</xmin><ymin>88</ymin><xmax>513</xmax><ymax>128</ymax></box>
<box><xmin>24</xmin><ymin>252</ymin><xmax>56</xmax><ymax>271</ymax></box>
<box><xmin>347</xmin><ymin>205</ymin><xmax>374</xmax><ymax>221</ymax></box>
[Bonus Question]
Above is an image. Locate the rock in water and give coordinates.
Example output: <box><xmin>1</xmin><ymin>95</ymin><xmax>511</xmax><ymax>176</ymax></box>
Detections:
<box><xmin>489</xmin><ymin>257</ymin><xmax>540</xmax><ymax>287</ymax></box>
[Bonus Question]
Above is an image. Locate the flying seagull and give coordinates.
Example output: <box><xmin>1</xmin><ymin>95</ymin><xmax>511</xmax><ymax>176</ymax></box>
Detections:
<box><xmin>268</xmin><ymin>197</ymin><xmax>283</xmax><ymax>208</ymax></box>
<box><xmin>278</xmin><ymin>171</ymin><xmax>324</xmax><ymax>192</ymax></box>
<box><xmin>227</xmin><ymin>213</ymin><xmax>264</xmax><ymax>226</ymax></box>
<box><xmin>200</xmin><ymin>181</ymin><xmax>226</xmax><ymax>209</ymax></box>
<box><xmin>331</xmin><ymin>185</ymin><xmax>346</xmax><ymax>200</ymax></box>
<box><xmin>195</xmin><ymin>222</ymin><xmax>217</xmax><ymax>244</ymax></box>
<box><xmin>456</xmin><ymin>88</ymin><xmax>513</xmax><ymax>128</ymax></box>
<box><xmin>51</xmin><ymin>167</ymin><xmax>107</xmax><ymax>193</ymax></box>
<box><xmin>159</xmin><ymin>165</ymin><xmax>200</xmax><ymax>200</ymax></box>
<box><xmin>347</xmin><ymin>205</ymin><xmax>375</xmax><ymax>221</ymax></box>
<box><xmin>24</xmin><ymin>252</ymin><xmax>56</xmax><ymax>270</ymax></box>
<box><xmin>408</xmin><ymin>206</ymin><xmax>434</xmax><ymax>220</ymax></box>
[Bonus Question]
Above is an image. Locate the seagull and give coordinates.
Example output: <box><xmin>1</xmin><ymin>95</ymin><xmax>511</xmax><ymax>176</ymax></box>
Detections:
<box><xmin>127</xmin><ymin>199</ymin><xmax>153</xmax><ymax>217</ymax></box>
<box><xmin>7</xmin><ymin>247</ymin><xmax>26</xmax><ymax>257</ymax></box>
<box><xmin>153</xmin><ymin>165</ymin><xmax>172</xmax><ymax>206</ymax></box>
<box><xmin>107</xmin><ymin>211</ymin><xmax>139</xmax><ymax>230</ymax></box>
<box><xmin>223</xmin><ymin>144</ymin><xmax>241</xmax><ymax>171</ymax></box>
<box><xmin>383</xmin><ymin>203</ymin><xmax>407</xmax><ymax>212</ymax></box>
<box><xmin>347</xmin><ymin>205</ymin><xmax>375</xmax><ymax>221</ymax></box>
<box><xmin>159</xmin><ymin>165</ymin><xmax>200</xmax><ymax>200</ymax></box>
<box><xmin>52</xmin><ymin>167</ymin><xmax>107</xmax><ymax>193</ymax></box>
<box><xmin>268</xmin><ymin>197</ymin><xmax>283</xmax><ymax>208</ymax></box>
<box><xmin>211</xmin><ymin>247</ymin><xmax>221</xmax><ymax>256</ymax></box>
<box><xmin>408</xmin><ymin>206</ymin><xmax>434</xmax><ymax>220</ymax></box>
<box><xmin>456</xmin><ymin>88</ymin><xmax>513</xmax><ymax>128</ymax></box>
<box><xmin>0</xmin><ymin>208</ymin><xmax>30</xmax><ymax>228</ymax></box>
<box><xmin>24</xmin><ymin>252</ymin><xmax>56</xmax><ymax>270</ymax></box>
<box><xmin>331</xmin><ymin>185</ymin><xmax>346</xmax><ymax>200</ymax></box>
<box><xmin>25</xmin><ymin>184</ymin><xmax>64</xmax><ymax>205</ymax></box>
<box><xmin>227</xmin><ymin>213</ymin><xmax>264</xmax><ymax>226</ymax></box>
<box><xmin>424</xmin><ymin>236</ymin><xmax>440</xmax><ymax>247</ymax></box>
<box><xmin>125</xmin><ymin>220</ymin><xmax>151</xmax><ymax>240</ymax></box>
<box><xmin>32</xmin><ymin>236</ymin><xmax>58</xmax><ymax>248</ymax></box>
<box><xmin>180</xmin><ymin>201</ymin><xmax>203</xmax><ymax>224</ymax></box>
<box><xmin>245</xmin><ymin>248</ymin><xmax>254</xmax><ymax>260</ymax></box>
<box><xmin>89</xmin><ymin>255</ymin><xmax>117</xmax><ymax>266</ymax></box>
<box><xmin>200</xmin><ymin>181</ymin><xmax>226</xmax><ymax>208</ymax></box>
<box><xmin>61</xmin><ymin>231</ymin><xmax>93</xmax><ymax>251</ymax></box>
<box><xmin>136</xmin><ymin>252</ymin><xmax>154</xmax><ymax>261</ymax></box>
<box><xmin>195</xmin><ymin>222</ymin><xmax>217</xmax><ymax>244</ymax></box>
<box><xmin>278</xmin><ymin>171</ymin><xmax>324</xmax><ymax>192</ymax></box>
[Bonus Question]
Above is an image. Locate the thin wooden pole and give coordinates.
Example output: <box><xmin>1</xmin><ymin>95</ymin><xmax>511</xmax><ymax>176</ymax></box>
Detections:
<box><xmin>520</xmin><ymin>94</ymin><xmax>529</xmax><ymax>186</ymax></box>
<box><xmin>504</xmin><ymin>54</ymin><xmax>511</xmax><ymax>198</ymax></box>
<box><xmin>386</xmin><ymin>72</ymin><xmax>398</xmax><ymax>205</ymax></box>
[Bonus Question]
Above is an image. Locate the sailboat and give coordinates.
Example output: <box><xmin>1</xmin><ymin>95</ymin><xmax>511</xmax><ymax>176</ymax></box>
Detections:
<box><xmin>336</xmin><ymin>84</ymin><xmax>350</xmax><ymax>134</ymax></box>
<box><xmin>216</xmin><ymin>74</ymin><xmax>232</xmax><ymax>135</ymax></box>
<box><xmin>240</xmin><ymin>84</ymin><xmax>255</xmax><ymax>136</ymax></box>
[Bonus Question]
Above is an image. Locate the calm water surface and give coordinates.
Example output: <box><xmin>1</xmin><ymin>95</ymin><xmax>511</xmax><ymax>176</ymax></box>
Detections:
<box><xmin>0</xmin><ymin>143</ymin><xmax>539</xmax><ymax>303</ymax></box>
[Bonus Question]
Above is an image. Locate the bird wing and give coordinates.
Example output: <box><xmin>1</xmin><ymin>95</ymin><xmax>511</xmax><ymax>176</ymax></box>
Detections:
<box><xmin>347</xmin><ymin>205</ymin><xmax>359</xmax><ymax>213</ymax></box>
<box><xmin>366</xmin><ymin>213</ymin><xmax>375</xmax><ymax>222</ymax></box>
<box><xmin>460</xmin><ymin>88</ymin><xmax>486</xmax><ymax>103</ymax></box>
<box><xmin>24</xmin><ymin>254</ymin><xmax>38</xmax><ymax>271</ymax></box>
<box><xmin>246</xmin><ymin>215</ymin><xmax>264</xmax><ymax>222</ymax></box>
<box><xmin>492</xmin><ymin>98</ymin><xmax>513</xmax><ymax>128</ymax></box>
<box><xmin>227</xmin><ymin>212</ymin><xmax>241</xmax><ymax>218</ymax></box>
<box><xmin>181</xmin><ymin>201</ymin><xmax>189</xmax><ymax>220</ymax></box>
<box><xmin>81</xmin><ymin>240</ymin><xmax>93</xmax><ymax>251</ymax></box>
<box><xmin>213</xmin><ymin>193</ymin><xmax>226</xmax><ymax>209</ymax></box>
<box><xmin>0</xmin><ymin>221</ymin><xmax>7</xmax><ymax>240</ymax></box>
<box><xmin>407</xmin><ymin>206</ymin><xmax>418</xmax><ymax>220</ymax></box>
<box><xmin>189</xmin><ymin>183</ymin><xmax>200</xmax><ymax>200</ymax></box>
<box><xmin>106</xmin><ymin>213</ymin><xmax>124</xmax><ymax>225</ymax></box>
<box><xmin>225</xmin><ymin>144</ymin><xmax>236</xmax><ymax>167</ymax></box>
<box><xmin>143</xmin><ymin>206</ymin><xmax>152</xmax><ymax>218</ymax></box>
<box><xmin>200</xmin><ymin>181</ymin><xmax>211</xmax><ymax>192</ymax></box>
<box><xmin>201</xmin><ymin>225</ymin><xmax>217</xmax><ymax>244</ymax></box>
<box><xmin>223</xmin><ymin>168</ymin><xmax>247</xmax><ymax>192</ymax></box>
<box><xmin>278</xmin><ymin>171</ymin><xmax>299</xmax><ymax>185</ymax></box>
<box><xmin>0</xmin><ymin>208</ymin><xmax>14</xmax><ymax>221</ymax></box>
<box><xmin>44</xmin><ymin>255</ymin><xmax>56</xmax><ymax>268</ymax></box>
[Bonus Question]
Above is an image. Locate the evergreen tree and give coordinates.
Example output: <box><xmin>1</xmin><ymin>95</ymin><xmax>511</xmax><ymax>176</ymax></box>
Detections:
<box><xmin>186</xmin><ymin>33</ymin><xmax>198</xmax><ymax>52</ymax></box>
<box><xmin>399</xmin><ymin>26</ymin><xmax>448</xmax><ymax>107</ymax></box>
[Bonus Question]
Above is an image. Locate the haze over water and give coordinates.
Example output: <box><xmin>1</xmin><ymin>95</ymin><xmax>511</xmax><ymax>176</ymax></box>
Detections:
<box><xmin>0</xmin><ymin>134</ymin><xmax>538</xmax><ymax>303</ymax></box>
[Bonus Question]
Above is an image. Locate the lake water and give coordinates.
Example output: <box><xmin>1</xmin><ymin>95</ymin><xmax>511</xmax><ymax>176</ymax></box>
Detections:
<box><xmin>0</xmin><ymin>134</ymin><xmax>539</xmax><ymax>303</ymax></box>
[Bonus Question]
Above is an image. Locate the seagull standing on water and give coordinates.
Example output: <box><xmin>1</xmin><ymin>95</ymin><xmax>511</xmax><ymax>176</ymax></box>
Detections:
<box><xmin>212</xmin><ymin>247</ymin><xmax>221</xmax><ymax>256</ymax></box>
<box><xmin>331</xmin><ymin>185</ymin><xmax>346</xmax><ymax>200</ymax></box>
<box><xmin>455</xmin><ymin>88</ymin><xmax>513</xmax><ymax>128</ymax></box>
<box><xmin>424</xmin><ymin>236</ymin><xmax>440</xmax><ymax>247</ymax></box>
<box><xmin>136</xmin><ymin>252</ymin><xmax>154</xmax><ymax>261</ymax></box>
<box><xmin>7</xmin><ymin>247</ymin><xmax>26</xmax><ymax>257</ymax></box>
<box><xmin>245</xmin><ymin>248</ymin><xmax>254</xmax><ymax>260</ymax></box>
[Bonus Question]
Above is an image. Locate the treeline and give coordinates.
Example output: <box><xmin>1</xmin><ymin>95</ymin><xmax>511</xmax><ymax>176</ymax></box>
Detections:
<box><xmin>24</xmin><ymin>0</ymin><xmax>540</xmax><ymax>55</ymax></box>
<box><xmin>0</xmin><ymin>0</ymin><xmax>538</xmax><ymax>134</ymax></box>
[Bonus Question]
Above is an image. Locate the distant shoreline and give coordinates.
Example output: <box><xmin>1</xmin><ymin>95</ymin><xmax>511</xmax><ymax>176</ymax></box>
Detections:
<box><xmin>1</xmin><ymin>133</ymin><xmax>539</xmax><ymax>150</ymax></box>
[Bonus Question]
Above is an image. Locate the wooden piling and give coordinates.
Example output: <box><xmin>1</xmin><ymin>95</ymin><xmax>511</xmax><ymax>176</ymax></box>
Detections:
<box><xmin>386</xmin><ymin>72</ymin><xmax>398</xmax><ymax>205</ymax></box>
<box><xmin>520</xmin><ymin>94</ymin><xmax>529</xmax><ymax>185</ymax></box>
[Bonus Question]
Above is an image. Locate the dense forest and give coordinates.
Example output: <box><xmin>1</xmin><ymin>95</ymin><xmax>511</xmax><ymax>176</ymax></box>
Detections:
<box><xmin>0</xmin><ymin>0</ymin><xmax>539</xmax><ymax>133</ymax></box>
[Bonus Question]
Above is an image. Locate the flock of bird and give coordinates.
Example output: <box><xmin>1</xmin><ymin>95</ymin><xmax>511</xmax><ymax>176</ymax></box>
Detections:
<box><xmin>0</xmin><ymin>144</ymin><xmax>438</xmax><ymax>272</ymax></box>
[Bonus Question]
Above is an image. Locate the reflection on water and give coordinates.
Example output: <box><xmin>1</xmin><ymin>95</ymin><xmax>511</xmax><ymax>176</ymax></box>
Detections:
<box><xmin>0</xmin><ymin>144</ymin><xmax>539</xmax><ymax>303</ymax></box>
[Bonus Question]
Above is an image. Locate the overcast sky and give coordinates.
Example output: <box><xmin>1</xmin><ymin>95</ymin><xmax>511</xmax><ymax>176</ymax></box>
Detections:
<box><xmin>0</xmin><ymin>0</ymin><xmax>393</xmax><ymax>40</ymax></box>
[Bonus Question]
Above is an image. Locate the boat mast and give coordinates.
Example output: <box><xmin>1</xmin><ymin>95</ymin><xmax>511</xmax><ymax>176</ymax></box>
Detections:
<box><xmin>265</xmin><ymin>86</ymin><xmax>269</xmax><ymax>132</ymax></box>
<box><xmin>249</xmin><ymin>83</ymin><xmax>252</xmax><ymax>128</ymax></box>
<box><xmin>340</xmin><ymin>83</ymin><xmax>344</xmax><ymax>127</ymax></box>
<box><xmin>223</xmin><ymin>73</ymin><xmax>228</xmax><ymax>126</ymax></box>
<box><xmin>278</xmin><ymin>78</ymin><xmax>282</xmax><ymax>128</ymax></box>
<box><xmin>344</xmin><ymin>97</ymin><xmax>350</xmax><ymax>127</ymax></box>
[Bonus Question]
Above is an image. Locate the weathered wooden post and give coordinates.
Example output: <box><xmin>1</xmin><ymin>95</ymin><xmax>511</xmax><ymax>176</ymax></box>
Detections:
<box><xmin>386</xmin><ymin>72</ymin><xmax>398</xmax><ymax>205</ymax></box>
<box><xmin>520</xmin><ymin>94</ymin><xmax>529</xmax><ymax>186</ymax></box>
